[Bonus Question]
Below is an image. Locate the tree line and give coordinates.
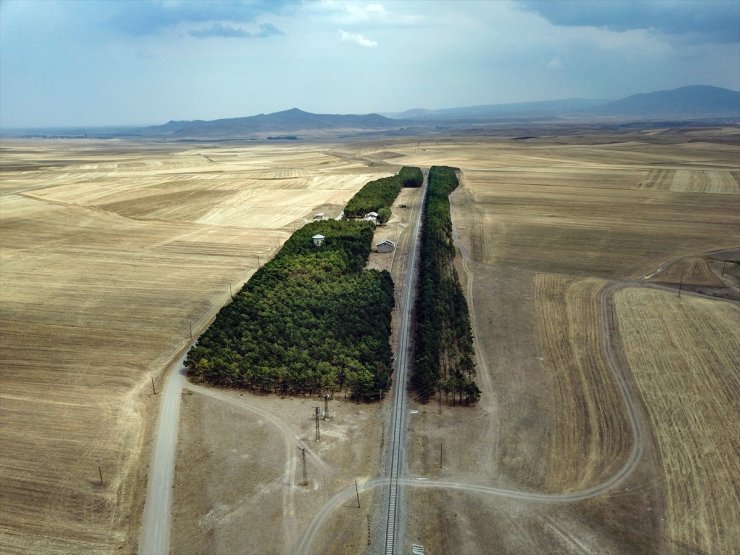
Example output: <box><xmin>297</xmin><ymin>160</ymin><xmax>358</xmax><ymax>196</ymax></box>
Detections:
<box><xmin>399</xmin><ymin>166</ymin><xmax>423</xmax><ymax>188</ymax></box>
<box><xmin>186</xmin><ymin>219</ymin><xmax>394</xmax><ymax>400</ymax></box>
<box><xmin>411</xmin><ymin>166</ymin><xmax>480</xmax><ymax>405</ymax></box>
<box><xmin>344</xmin><ymin>166</ymin><xmax>423</xmax><ymax>221</ymax></box>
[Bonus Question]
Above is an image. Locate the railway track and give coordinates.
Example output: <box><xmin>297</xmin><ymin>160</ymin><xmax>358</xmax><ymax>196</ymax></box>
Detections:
<box><xmin>384</xmin><ymin>174</ymin><xmax>427</xmax><ymax>555</ymax></box>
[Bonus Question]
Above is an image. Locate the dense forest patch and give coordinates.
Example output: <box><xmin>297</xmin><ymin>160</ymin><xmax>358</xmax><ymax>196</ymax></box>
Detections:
<box><xmin>186</xmin><ymin>219</ymin><xmax>394</xmax><ymax>400</ymax></box>
<box><xmin>412</xmin><ymin>166</ymin><xmax>480</xmax><ymax>404</ymax></box>
<box><xmin>399</xmin><ymin>166</ymin><xmax>423</xmax><ymax>188</ymax></box>
<box><xmin>344</xmin><ymin>166</ymin><xmax>422</xmax><ymax>219</ymax></box>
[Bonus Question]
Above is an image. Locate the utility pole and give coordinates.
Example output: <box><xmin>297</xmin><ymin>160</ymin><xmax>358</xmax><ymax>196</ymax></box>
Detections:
<box><xmin>315</xmin><ymin>407</ymin><xmax>320</xmax><ymax>441</ymax></box>
<box><xmin>323</xmin><ymin>393</ymin><xmax>329</xmax><ymax>420</ymax></box>
<box><xmin>229</xmin><ymin>282</ymin><xmax>233</xmax><ymax>298</ymax></box>
<box><xmin>151</xmin><ymin>377</ymin><xmax>156</xmax><ymax>395</ymax></box>
<box><xmin>300</xmin><ymin>447</ymin><xmax>307</xmax><ymax>485</ymax></box>
<box><xmin>367</xmin><ymin>514</ymin><xmax>371</xmax><ymax>546</ymax></box>
<box><xmin>355</xmin><ymin>480</ymin><xmax>361</xmax><ymax>508</ymax></box>
<box><xmin>97</xmin><ymin>459</ymin><xmax>103</xmax><ymax>485</ymax></box>
<box><xmin>189</xmin><ymin>321</ymin><xmax>193</xmax><ymax>340</ymax></box>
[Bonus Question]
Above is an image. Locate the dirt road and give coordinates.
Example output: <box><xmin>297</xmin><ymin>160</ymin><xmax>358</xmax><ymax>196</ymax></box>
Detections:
<box><xmin>139</xmin><ymin>354</ymin><xmax>186</xmax><ymax>554</ymax></box>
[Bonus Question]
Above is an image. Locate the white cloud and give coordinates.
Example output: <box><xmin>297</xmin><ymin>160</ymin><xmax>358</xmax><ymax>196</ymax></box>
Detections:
<box><xmin>346</xmin><ymin>3</ymin><xmax>387</xmax><ymax>21</ymax></box>
<box><xmin>338</xmin><ymin>29</ymin><xmax>377</xmax><ymax>47</ymax></box>
<box><xmin>313</xmin><ymin>1</ymin><xmax>422</xmax><ymax>26</ymax></box>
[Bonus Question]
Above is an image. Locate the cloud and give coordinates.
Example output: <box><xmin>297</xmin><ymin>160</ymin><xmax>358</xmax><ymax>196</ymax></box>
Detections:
<box><xmin>189</xmin><ymin>22</ymin><xmax>284</xmax><ymax>39</ymax></box>
<box><xmin>518</xmin><ymin>0</ymin><xmax>740</xmax><ymax>43</ymax></box>
<box><xmin>345</xmin><ymin>3</ymin><xmax>387</xmax><ymax>22</ymax></box>
<box><xmin>338</xmin><ymin>29</ymin><xmax>377</xmax><ymax>47</ymax></box>
<box><xmin>314</xmin><ymin>1</ymin><xmax>423</xmax><ymax>27</ymax></box>
<box><xmin>110</xmin><ymin>0</ymin><xmax>297</xmax><ymax>35</ymax></box>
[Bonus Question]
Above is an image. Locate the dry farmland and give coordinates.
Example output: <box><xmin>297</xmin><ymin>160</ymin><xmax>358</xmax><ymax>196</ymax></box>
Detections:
<box><xmin>379</xmin><ymin>128</ymin><xmax>739</xmax><ymax>552</ymax></box>
<box><xmin>615</xmin><ymin>288</ymin><xmax>740</xmax><ymax>553</ymax></box>
<box><xmin>1</xmin><ymin>127</ymin><xmax>738</xmax><ymax>554</ymax></box>
<box><xmin>0</xmin><ymin>140</ymin><xmax>393</xmax><ymax>554</ymax></box>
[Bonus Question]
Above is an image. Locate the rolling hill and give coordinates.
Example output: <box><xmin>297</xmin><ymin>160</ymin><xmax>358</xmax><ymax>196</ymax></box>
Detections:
<box><xmin>385</xmin><ymin>85</ymin><xmax>739</xmax><ymax>122</ymax></box>
<box><xmin>143</xmin><ymin>108</ymin><xmax>403</xmax><ymax>138</ymax></box>
<box><xmin>386</xmin><ymin>98</ymin><xmax>607</xmax><ymax>120</ymax></box>
<box><xmin>596</xmin><ymin>85</ymin><xmax>740</xmax><ymax>117</ymax></box>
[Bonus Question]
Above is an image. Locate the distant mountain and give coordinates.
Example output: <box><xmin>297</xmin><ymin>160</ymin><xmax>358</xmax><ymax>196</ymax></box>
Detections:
<box><xmin>596</xmin><ymin>85</ymin><xmax>740</xmax><ymax>117</ymax></box>
<box><xmin>12</xmin><ymin>85</ymin><xmax>735</xmax><ymax>139</ymax></box>
<box><xmin>143</xmin><ymin>108</ymin><xmax>402</xmax><ymax>138</ymax></box>
<box><xmin>384</xmin><ymin>85</ymin><xmax>739</xmax><ymax>122</ymax></box>
<box><xmin>386</xmin><ymin>98</ymin><xmax>608</xmax><ymax>120</ymax></box>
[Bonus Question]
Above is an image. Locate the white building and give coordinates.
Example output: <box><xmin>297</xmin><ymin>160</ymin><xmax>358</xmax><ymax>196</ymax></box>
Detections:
<box><xmin>377</xmin><ymin>239</ymin><xmax>396</xmax><ymax>253</ymax></box>
<box><xmin>312</xmin><ymin>234</ymin><xmax>325</xmax><ymax>247</ymax></box>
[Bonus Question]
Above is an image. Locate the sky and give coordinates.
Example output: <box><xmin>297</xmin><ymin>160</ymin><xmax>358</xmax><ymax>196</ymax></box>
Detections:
<box><xmin>1</xmin><ymin>0</ymin><xmax>739</xmax><ymax>127</ymax></box>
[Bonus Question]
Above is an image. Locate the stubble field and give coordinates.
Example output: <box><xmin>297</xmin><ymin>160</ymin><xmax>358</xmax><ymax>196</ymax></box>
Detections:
<box><xmin>377</xmin><ymin>128</ymin><xmax>739</xmax><ymax>553</ymax></box>
<box><xmin>1</xmin><ymin>127</ymin><xmax>738</xmax><ymax>554</ymax></box>
<box><xmin>615</xmin><ymin>288</ymin><xmax>739</xmax><ymax>553</ymax></box>
<box><xmin>0</xmin><ymin>140</ymin><xmax>393</xmax><ymax>554</ymax></box>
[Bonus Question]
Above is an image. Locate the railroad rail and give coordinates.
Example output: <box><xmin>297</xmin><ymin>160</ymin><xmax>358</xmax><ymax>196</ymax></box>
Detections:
<box><xmin>384</xmin><ymin>175</ymin><xmax>427</xmax><ymax>555</ymax></box>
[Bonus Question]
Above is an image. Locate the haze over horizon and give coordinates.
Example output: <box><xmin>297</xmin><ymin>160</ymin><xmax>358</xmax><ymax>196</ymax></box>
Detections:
<box><xmin>1</xmin><ymin>0</ymin><xmax>739</xmax><ymax>128</ymax></box>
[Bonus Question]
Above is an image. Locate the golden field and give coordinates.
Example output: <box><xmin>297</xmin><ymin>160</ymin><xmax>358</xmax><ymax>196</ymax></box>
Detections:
<box><xmin>390</xmin><ymin>128</ymin><xmax>739</xmax><ymax>552</ymax></box>
<box><xmin>1</xmin><ymin>127</ymin><xmax>738</xmax><ymax>554</ymax></box>
<box><xmin>615</xmin><ymin>288</ymin><xmax>740</xmax><ymax>553</ymax></box>
<box><xmin>0</xmin><ymin>140</ymin><xmax>393</xmax><ymax>553</ymax></box>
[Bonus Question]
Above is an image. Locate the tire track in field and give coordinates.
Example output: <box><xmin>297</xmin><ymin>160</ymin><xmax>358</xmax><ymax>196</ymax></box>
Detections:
<box><xmin>185</xmin><ymin>382</ymin><xmax>333</xmax><ymax>554</ymax></box>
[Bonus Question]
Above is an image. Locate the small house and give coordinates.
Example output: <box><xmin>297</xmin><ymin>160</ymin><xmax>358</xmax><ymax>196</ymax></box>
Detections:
<box><xmin>377</xmin><ymin>239</ymin><xmax>396</xmax><ymax>253</ymax></box>
<box><xmin>312</xmin><ymin>234</ymin><xmax>325</xmax><ymax>247</ymax></box>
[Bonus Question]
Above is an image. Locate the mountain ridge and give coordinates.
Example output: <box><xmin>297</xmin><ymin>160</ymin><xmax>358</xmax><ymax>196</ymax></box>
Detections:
<box><xmin>597</xmin><ymin>85</ymin><xmax>740</xmax><ymax>116</ymax></box>
<box><xmin>5</xmin><ymin>85</ymin><xmax>737</xmax><ymax>138</ymax></box>
<box><xmin>385</xmin><ymin>85</ymin><xmax>739</xmax><ymax>121</ymax></box>
<box><xmin>144</xmin><ymin>107</ymin><xmax>401</xmax><ymax>137</ymax></box>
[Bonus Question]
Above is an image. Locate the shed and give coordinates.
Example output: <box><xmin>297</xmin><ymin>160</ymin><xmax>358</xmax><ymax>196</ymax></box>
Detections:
<box><xmin>377</xmin><ymin>239</ymin><xmax>396</xmax><ymax>253</ymax></box>
<box><xmin>312</xmin><ymin>234</ymin><xmax>325</xmax><ymax>247</ymax></box>
<box><xmin>365</xmin><ymin>211</ymin><xmax>379</xmax><ymax>218</ymax></box>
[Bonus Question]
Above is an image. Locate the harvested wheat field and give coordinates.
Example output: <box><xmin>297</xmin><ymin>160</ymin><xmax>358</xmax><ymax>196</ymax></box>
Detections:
<box><xmin>0</xmin><ymin>139</ymin><xmax>392</xmax><ymax>554</ymax></box>
<box><xmin>2</xmin><ymin>128</ymin><xmax>738</xmax><ymax>554</ymax></box>
<box><xmin>384</xmin><ymin>129</ymin><xmax>740</xmax><ymax>552</ymax></box>
<box><xmin>615</xmin><ymin>288</ymin><xmax>740</xmax><ymax>553</ymax></box>
<box><xmin>648</xmin><ymin>255</ymin><xmax>726</xmax><ymax>287</ymax></box>
<box><xmin>534</xmin><ymin>274</ymin><xmax>632</xmax><ymax>492</ymax></box>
